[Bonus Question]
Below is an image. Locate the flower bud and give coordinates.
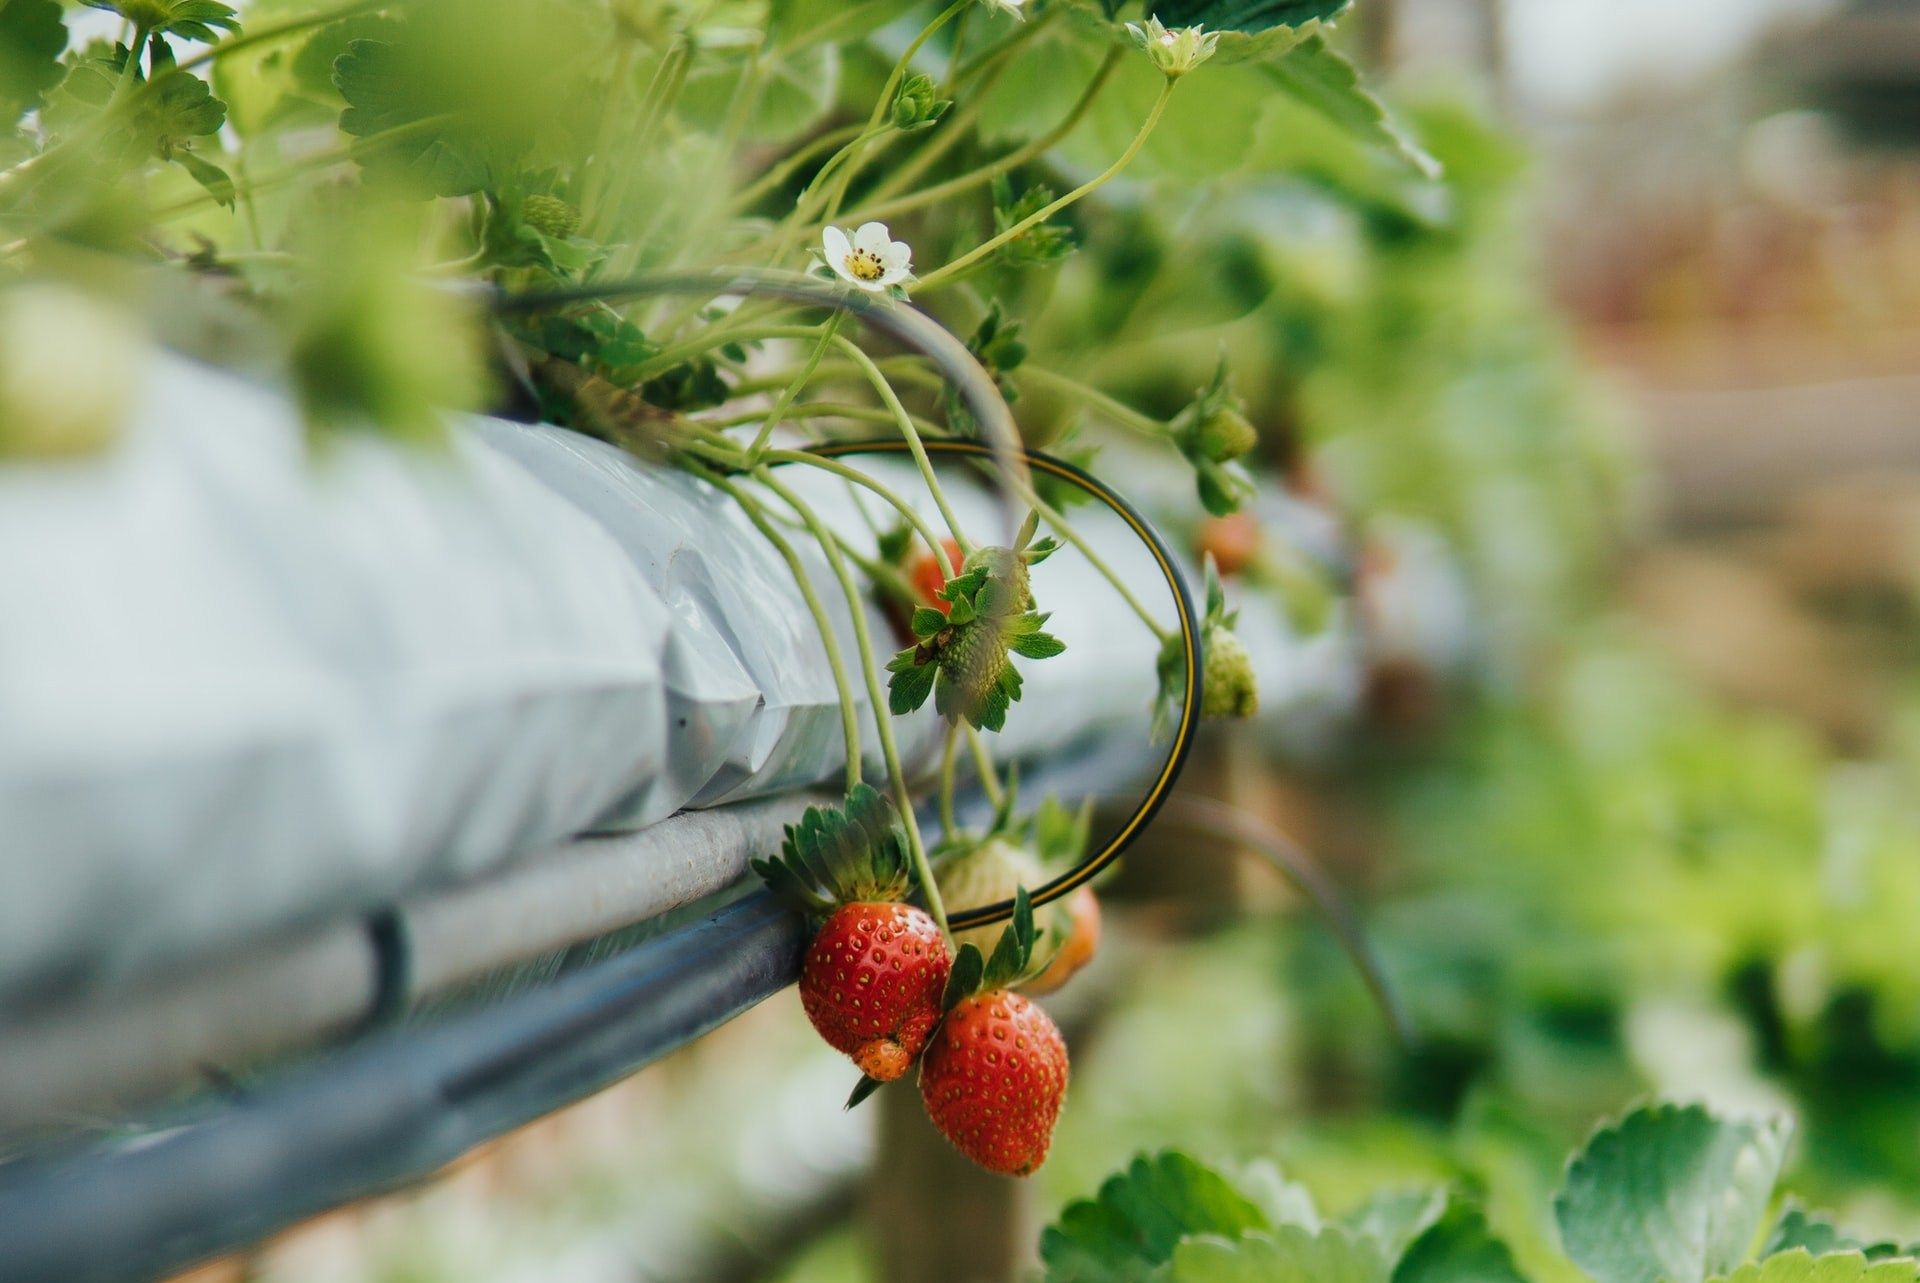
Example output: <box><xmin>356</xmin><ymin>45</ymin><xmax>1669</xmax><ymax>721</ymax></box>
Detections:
<box><xmin>1126</xmin><ymin>18</ymin><xmax>1220</xmax><ymax>78</ymax></box>
<box><xmin>891</xmin><ymin>73</ymin><xmax>951</xmax><ymax>132</ymax></box>
<box><xmin>1193</xmin><ymin>404</ymin><xmax>1257</xmax><ymax>462</ymax></box>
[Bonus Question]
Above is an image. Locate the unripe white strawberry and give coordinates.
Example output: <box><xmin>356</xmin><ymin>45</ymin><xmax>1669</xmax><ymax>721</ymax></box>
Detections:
<box><xmin>940</xmin><ymin>838</ymin><xmax>1066</xmax><ymax>965</ymax></box>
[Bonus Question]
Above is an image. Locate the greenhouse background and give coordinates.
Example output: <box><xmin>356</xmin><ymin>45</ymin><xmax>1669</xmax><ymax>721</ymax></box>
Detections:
<box><xmin>3</xmin><ymin>0</ymin><xmax>1920</xmax><ymax>1279</ymax></box>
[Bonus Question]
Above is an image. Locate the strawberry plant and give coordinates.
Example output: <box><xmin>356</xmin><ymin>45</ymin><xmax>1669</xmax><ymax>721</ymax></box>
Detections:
<box><xmin>1042</xmin><ymin>1102</ymin><xmax>1920</xmax><ymax>1283</ymax></box>
<box><xmin>0</xmin><ymin>0</ymin><xmax>1631</xmax><ymax>1212</ymax></box>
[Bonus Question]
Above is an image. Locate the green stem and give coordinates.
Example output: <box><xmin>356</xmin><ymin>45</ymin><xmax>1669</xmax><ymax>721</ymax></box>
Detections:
<box><xmin>148</xmin><ymin>115</ymin><xmax>455</xmax><ymax>221</ymax></box>
<box><xmin>580</xmin><ymin>40</ymin><xmax>641</xmax><ymax>237</ymax></box>
<box><xmin>842</xmin><ymin>43</ymin><xmax>1120</xmax><ymax>231</ymax></box>
<box><xmin>1027</xmin><ymin>488</ymin><xmax>1170</xmax><ymax>641</ymax></box>
<box><xmin>939</xmin><ymin>722</ymin><xmax>961</xmax><ymax>836</ymax></box>
<box><xmin>695</xmin><ymin>465</ymin><xmax>865</xmax><ymax>792</ymax></box>
<box><xmin>728</xmin><ymin>123</ymin><xmax>865</xmax><ymax>213</ymax></box>
<box><xmin>819</xmin><ymin>0</ymin><xmax>972</xmax><ymax>225</ymax></box>
<box><xmin>831</xmin><ymin>336</ymin><xmax>974</xmax><ymax>556</ymax></box>
<box><xmin>963</xmin><ymin>724</ymin><xmax>1003</xmax><ymax>807</ymax></box>
<box><xmin>685</xmin><ymin>437</ymin><xmax>951</xmax><ymax>569</ymax></box>
<box><xmin>1018</xmin><ymin>363</ymin><xmax>1166</xmax><ymax>439</ymax></box>
<box><xmin>916</xmin><ymin>75</ymin><xmax>1176</xmax><ymax>291</ymax></box>
<box><xmin>632</xmin><ymin>320</ymin><xmax>817</xmax><ymax>381</ymax></box>
<box><xmin>747</xmin><ymin>314</ymin><xmax>843</xmax><ymax>462</ymax></box>
<box><xmin>108</xmin><ymin>27</ymin><xmax>149</xmax><ymax>108</ymax></box>
<box><xmin>756</xmin><ymin>469</ymin><xmax>952</xmax><ymax>940</ymax></box>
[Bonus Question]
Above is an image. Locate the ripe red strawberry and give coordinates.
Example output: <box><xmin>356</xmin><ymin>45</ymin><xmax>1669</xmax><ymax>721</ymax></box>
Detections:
<box><xmin>801</xmin><ymin>901</ymin><xmax>947</xmax><ymax>1080</ymax></box>
<box><xmin>915</xmin><ymin>885</ymin><xmax>1068</xmax><ymax>1176</ymax></box>
<box><xmin>920</xmin><ymin>987</ymin><xmax>1068</xmax><ymax>1176</ymax></box>
<box><xmin>908</xmin><ymin>538</ymin><xmax>964</xmax><ymax>614</ymax></box>
<box><xmin>754</xmin><ymin>785</ymin><xmax>951</xmax><ymax>1083</ymax></box>
<box><xmin>1195</xmin><ymin>512</ymin><xmax>1261</xmax><ymax>577</ymax></box>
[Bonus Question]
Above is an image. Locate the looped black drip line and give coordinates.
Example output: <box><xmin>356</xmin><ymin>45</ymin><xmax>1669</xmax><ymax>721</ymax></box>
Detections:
<box><xmin>493</xmin><ymin>273</ymin><xmax>1204</xmax><ymax>931</ymax></box>
<box><xmin>785</xmin><ymin>438</ymin><xmax>1203</xmax><ymax>931</ymax></box>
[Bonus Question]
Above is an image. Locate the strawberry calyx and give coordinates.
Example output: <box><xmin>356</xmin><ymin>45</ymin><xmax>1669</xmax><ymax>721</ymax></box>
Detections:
<box><xmin>751</xmin><ymin>783</ymin><xmax>916</xmax><ymax>915</ymax></box>
<box><xmin>944</xmin><ymin>884</ymin><xmax>1043</xmax><ymax>1009</ymax></box>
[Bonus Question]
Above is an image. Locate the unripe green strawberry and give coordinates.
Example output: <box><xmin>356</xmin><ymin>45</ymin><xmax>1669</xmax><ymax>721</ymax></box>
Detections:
<box><xmin>919</xmin><ymin>988</ymin><xmax>1068</xmax><ymax>1176</ymax></box>
<box><xmin>523</xmin><ymin>193</ymin><xmax>580</xmax><ymax>239</ymax></box>
<box><xmin>801</xmin><ymin>902</ymin><xmax>950</xmax><ymax>1081</ymax></box>
<box><xmin>940</xmin><ymin>839</ymin><xmax>1065</xmax><ymax>964</ymax></box>
<box><xmin>1201</xmin><ymin>627</ymin><xmax>1258</xmax><ymax>719</ymax></box>
<box><xmin>937</xmin><ymin>617</ymin><xmax>1012</xmax><ymax>719</ymax></box>
<box><xmin>1192</xmin><ymin>405</ymin><xmax>1257</xmax><ymax>462</ymax></box>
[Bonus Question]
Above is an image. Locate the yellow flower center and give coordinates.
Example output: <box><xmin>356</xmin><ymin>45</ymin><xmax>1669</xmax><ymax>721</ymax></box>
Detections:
<box><xmin>845</xmin><ymin>248</ymin><xmax>887</xmax><ymax>281</ymax></box>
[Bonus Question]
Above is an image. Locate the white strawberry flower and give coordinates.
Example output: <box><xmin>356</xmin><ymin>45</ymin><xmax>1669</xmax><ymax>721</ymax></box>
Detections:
<box><xmin>1125</xmin><ymin>17</ymin><xmax>1219</xmax><ymax>77</ymax></box>
<box><xmin>822</xmin><ymin>222</ymin><xmax>913</xmax><ymax>292</ymax></box>
<box><xmin>980</xmin><ymin>0</ymin><xmax>1025</xmax><ymax>18</ymax></box>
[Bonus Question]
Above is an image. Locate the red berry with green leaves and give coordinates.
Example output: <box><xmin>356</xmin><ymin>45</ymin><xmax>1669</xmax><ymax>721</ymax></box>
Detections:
<box><xmin>801</xmin><ymin>901</ymin><xmax>948</xmax><ymax>1081</ymax></box>
<box><xmin>920</xmin><ymin>985</ymin><xmax>1068</xmax><ymax>1176</ymax></box>
<box><xmin>754</xmin><ymin>785</ymin><xmax>951</xmax><ymax>1083</ymax></box>
<box><xmin>914</xmin><ymin>885</ymin><xmax>1069</xmax><ymax>1176</ymax></box>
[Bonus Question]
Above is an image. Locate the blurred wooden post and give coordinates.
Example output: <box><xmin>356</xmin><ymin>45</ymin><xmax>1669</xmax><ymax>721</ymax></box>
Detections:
<box><xmin>867</xmin><ymin>1082</ymin><xmax>1035</xmax><ymax>1283</ymax></box>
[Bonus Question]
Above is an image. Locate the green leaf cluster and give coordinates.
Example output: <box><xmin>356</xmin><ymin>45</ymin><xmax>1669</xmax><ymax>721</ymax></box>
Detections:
<box><xmin>1042</xmin><ymin>1104</ymin><xmax>1920</xmax><ymax>1283</ymax></box>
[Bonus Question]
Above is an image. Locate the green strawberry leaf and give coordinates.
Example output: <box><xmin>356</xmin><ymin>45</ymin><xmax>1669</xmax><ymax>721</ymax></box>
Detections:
<box><xmin>174</xmin><ymin>147</ymin><xmax>233</xmax><ymax>206</ymax></box>
<box><xmin>0</xmin><ymin>0</ymin><xmax>67</xmax><ymax>126</ymax></box>
<box><xmin>943</xmin><ymin>942</ymin><xmax>985</xmax><ymax>1012</ymax></box>
<box><xmin>1162</xmin><ymin>1225</ymin><xmax>1390</xmax><ymax>1283</ymax></box>
<box><xmin>1146</xmin><ymin>0</ymin><xmax>1347</xmax><ymax>66</ymax></box>
<box><xmin>1393</xmin><ymin>1202</ymin><xmax>1530</xmax><ymax>1283</ymax></box>
<box><xmin>85</xmin><ymin>0</ymin><xmax>239</xmax><ymax>44</ymax></box>
<box><xmin>1765</xmin><ymin>1209</ymin><xmax>1868</xmax><ymax>1259</ymax></box>
<box><xmin>1041</xmin><ymin>1151</ymin><xmax>1273</xmax><ymax>1282</ymax></box>
<box><xmin>980</xmin><ymin>885</ymin><xmax>1036</xmax><ymax>990</ymax></box>
<box><xmin>333</xmin><ymin>36</ymin><xmax>497</xmax><ymax>196</ymax></box>
<box><xmin>887</xmin><ymin>651</ymin><xmax>937</xmax><ymax>715</ymax></box>
<box><xmin>1260</xmin><ymin>36</ymin><xmax>1437</xmax><ymax>175</ymax></box>
<box><xmin>1712</xmin><ymin>1252</ymin><xmax>1920</xmax><ymax>1283</ymax></box>
<box><xmin>1339</xmin><ymin>1189</ymin><xmax>1445</xmax><ymax>1261</ymax></box>
<box><xmin>910</xmin><ymin>606</ymin><xmax>949</xmax><ymax>638</ymax></box>
<box><xmin>844</xmin><ymin>1073</ymin><xmax>886</xmax><ymax>1110</ymax></box>
<box><xmin>1555</xmin><ymin>1103</ymin><xmax>1792</xmax><ymax>1283</ymax></box>
<box><xmin>1011</xmin><ymin>628</ymin><xmax>1067</xmax><ymax>660</ymax></box>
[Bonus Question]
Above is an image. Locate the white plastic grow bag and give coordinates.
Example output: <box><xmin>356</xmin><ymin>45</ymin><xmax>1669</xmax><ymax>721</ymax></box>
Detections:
<box><xmin>0</xmin><ymin>347</ymin><xmax>1380</xmax><ymax>1011</ymax></box>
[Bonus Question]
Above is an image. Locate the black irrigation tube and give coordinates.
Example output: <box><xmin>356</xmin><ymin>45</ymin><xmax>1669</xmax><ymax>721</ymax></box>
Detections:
<box><xmin>0</xmin><ymin>744</ymin><xmax>1157</xmax><ymax>1283</ymax></box>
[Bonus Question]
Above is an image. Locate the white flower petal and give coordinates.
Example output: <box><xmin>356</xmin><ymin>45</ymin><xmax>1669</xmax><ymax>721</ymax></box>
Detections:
<box><xmin>881</xmin><ymin>241</ymin><xmax>912</xmax><ymax>273</ymax></box>
<box><xmin>822</xmin><ymin>225</ymin><xmax>852</xmax><ymax>270</ymax></box>
<box><xmin>853</xmin><ymin>222</ymin><xmax>894</xmax><ymax>254</ymax></box>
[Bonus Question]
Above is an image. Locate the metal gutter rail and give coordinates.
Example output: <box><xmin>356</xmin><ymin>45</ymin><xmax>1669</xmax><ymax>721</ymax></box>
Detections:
<box><xmin>0</xmin><ymin>892</ymin><xmax>806</xmax><ymax>1283</ymax></box>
